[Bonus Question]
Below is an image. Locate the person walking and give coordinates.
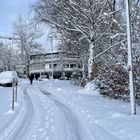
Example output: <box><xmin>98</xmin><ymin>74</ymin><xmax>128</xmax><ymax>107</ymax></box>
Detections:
<box><xmin>29</xmin><ymin>74</ymin><xmax>34</xmax><ymax>85</ymax></box>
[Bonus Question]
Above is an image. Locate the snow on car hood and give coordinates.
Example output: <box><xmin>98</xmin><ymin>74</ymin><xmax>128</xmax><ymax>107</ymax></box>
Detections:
<box><xmin>0</xmin><ymin>78</ymin><xmax>12</xmax><ymax>84</ymax></box>
<box><xmin>0</xmin><ymin>71</ymin><xmax>17</xmax><ymax>84</ymax></box>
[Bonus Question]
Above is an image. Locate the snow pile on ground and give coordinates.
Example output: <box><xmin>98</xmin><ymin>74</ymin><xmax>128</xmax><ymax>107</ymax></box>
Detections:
<box><xmin>84</xmin><ymin>80</ymin><xmax>100</xmax><ymax>94</ymax></box>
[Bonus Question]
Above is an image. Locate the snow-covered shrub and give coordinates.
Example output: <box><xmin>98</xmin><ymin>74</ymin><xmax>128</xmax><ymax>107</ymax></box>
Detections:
<box><xmin>85</xmin><ymin>80</ymin><xmax>99</xmax><ymax>91</ymax></box>
<box><xmin>70</xmin><ymin>70</ymin><xmax>82</xmax><ymax>86</ymax></box>
<box><xmin>99</xmin><ymin>63</ymin><xmax>129</xmax><ymax>100</ymax></box>
<box><xmin>94</xmin><ymin>78</ymin><xmax>101</xmax><ymax>88</ymax></box>
<box><xmin>80</xmin><ymin>77</ymin><xmax>87</xmax><ymax>87</ymax></box>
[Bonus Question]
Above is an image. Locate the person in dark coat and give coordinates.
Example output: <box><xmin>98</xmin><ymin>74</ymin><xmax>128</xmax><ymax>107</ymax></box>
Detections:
<box><xmin>35</xmin><ymin>74</ymin><xmax>39</xmax><ymax>80</ymax></box>
<box><xmin>29</xmin><ymin>74</ymin><xmax>34</xmax><ymax>85</ymax></box>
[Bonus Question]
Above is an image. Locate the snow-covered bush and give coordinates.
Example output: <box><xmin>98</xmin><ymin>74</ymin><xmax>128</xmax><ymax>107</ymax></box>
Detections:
<box><xmin>99</xmin><ymin>63</ymin><xmax>129</xmax><ymax>100</ymax></box>
<box><xmin>85</xmin><ymin>80</ymin><xmax>99</xmax><ymax>91</ymax></box>
<box><xmin>70</xmin><ymin>70</ymin><xmax>82</xmax><ymax>86</ymax></box>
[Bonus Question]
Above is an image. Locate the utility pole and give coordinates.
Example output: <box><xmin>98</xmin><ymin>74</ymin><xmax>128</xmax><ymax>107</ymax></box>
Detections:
<box><xmin>50</xmin><ymin>36</ymin><xmax>54</xmax><ymax>79</ymax></box>
<box><xmin>125</xmin><ymin>0</ymin><xmax>136</xmax><ymax>115</ymax></box>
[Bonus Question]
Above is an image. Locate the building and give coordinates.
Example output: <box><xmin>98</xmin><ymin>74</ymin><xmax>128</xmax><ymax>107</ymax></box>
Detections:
<box><xmin>29</xmin><ymin>52</ymin><xmax>82</xmax><ymax>79</ymax></box>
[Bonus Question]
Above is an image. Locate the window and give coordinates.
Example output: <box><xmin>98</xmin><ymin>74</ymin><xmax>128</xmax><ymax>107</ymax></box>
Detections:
<box><xmin>70</xmin><ymin>64</ymin><xmax>74</xmax><ymax>68</ymax></box>
<box><xmin>73</xmin><ymin>64</ymin><xmax>76</xmax><ymax>67</ymax></box>
<box><xmin>63</xmin><ymin>64</ymin><xmax>69</xmax><ymax>68</ymax></box>
<box><xmin>78</xmin><ymin>64</ymin><xmax>82</xmax><ymax>68</ymax></box>
<box><xmin>39</xmin><ymin>64</ymin><xmax>45</xmax><ymax>69</ymax></box>
<box><xmin>54</xmin><ymin>64</ymin><xmax>57</xmax><ymax>68</ymax></box>
<box><xmin>30</xmin><ymin>64</ymin><xmax>45</xmax><ymax>70</ymax></box>
<box><xmin>30</xmin><ymin>65</ymin><xmax>37</xmax><ymax>70</ymax></box>
<box><xmin>66</xmin><ymin>64</ymin><xmax>69</xmax><ymax>68</ymax></box>
<box><xmin>70</xmin><ymin>64</ymin><xmax>77</xmax><ymax>68</ymax></box>
<box><xmin>49</xmin><ymin>64</ymin><xmax>52</xmax><ymax>69</ymax></box>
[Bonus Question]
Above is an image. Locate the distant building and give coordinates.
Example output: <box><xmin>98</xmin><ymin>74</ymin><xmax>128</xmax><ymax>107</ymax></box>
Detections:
<box><xmin>29</xmin><ymin>52</ymin><xmax>82</xmax><ymax>79</ymax></box>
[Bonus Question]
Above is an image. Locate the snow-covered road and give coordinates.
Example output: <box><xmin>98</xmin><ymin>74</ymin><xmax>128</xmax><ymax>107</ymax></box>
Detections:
<box><xmin>1</xmin><ymin>79</ymin><xmax>140</xmax><ymax>140</ymax></box>
<box><xmin>42</xmin><ymin>92</ymin><xmax>94</xmax><ymax>140</ymax></box>
<box><xmin>0</xmin><ymin>81</ymin><xmax>95</xmax><ymax>140</ymax></box>
<box><xmin>21</xmin><ymin>85</ymin><xmax>94</xmax><ymax>140</ymax></box>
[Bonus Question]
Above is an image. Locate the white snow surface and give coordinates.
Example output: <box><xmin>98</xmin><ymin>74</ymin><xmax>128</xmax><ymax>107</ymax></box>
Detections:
<box><xmin>0</xmin><ymin>79</ymin><xmax>140</xmax><ymax>140</ymax></box>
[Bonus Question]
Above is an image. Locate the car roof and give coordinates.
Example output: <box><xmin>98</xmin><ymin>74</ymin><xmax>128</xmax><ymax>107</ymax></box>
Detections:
<box><xmin>0</xmin><ymin>71</ymin><xmax>17</xmax><ymax>77</ymax></box>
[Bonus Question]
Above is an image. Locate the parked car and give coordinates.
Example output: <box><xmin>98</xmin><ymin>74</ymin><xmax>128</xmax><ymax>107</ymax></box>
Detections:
<box><xmin>0</xmin><ymin>71</ymin><xmax>18</xmax><ymax>87</ymax></box>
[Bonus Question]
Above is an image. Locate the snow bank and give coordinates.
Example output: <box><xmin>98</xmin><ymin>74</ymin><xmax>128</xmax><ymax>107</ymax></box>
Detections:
<box><xmin>83</xmin><ymin>80</ymin><xmax>100</xmax><ymax>95</ymax></box>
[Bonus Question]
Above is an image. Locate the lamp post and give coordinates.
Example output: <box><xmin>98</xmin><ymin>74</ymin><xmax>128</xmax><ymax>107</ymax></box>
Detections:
<box><xmin>125</xmin><ymin>0</ymin><xmax>136</xmax><ymax>115</ymax></box>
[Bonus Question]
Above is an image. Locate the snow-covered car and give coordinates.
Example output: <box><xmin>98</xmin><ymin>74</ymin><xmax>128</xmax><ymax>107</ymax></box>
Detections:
<box><xmin>0</xmin><ymin>71</ymin><xmax>18</xmax><ymax>87</ymax></box>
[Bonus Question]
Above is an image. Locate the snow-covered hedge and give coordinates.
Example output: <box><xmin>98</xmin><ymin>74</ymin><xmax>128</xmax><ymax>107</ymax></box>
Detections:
<box><xmin>96</xmin><ymin>63</ymin><xmax>131</xmax><ymax>102</ymax></box>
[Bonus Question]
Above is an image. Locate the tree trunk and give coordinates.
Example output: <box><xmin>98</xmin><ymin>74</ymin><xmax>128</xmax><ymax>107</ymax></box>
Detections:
<box><xmin>88</xmin><ymin>41</ymin><xmax>94</xmax><ymax>79</ymax></box>
<box><xmin>26</xmin><ymin>55</ymin><xmax>30</xmax><ymax>77</ymax></box>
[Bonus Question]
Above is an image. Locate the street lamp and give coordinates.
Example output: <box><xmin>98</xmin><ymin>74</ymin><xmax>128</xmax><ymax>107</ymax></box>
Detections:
<box><xmin>125</xmin><ymin>0</ymin><xmax>136</xmax><ymax>115</ymax></box>
<box><xmin>48</xmin><ymin>35</ymin><xmax>54</xmax><ymax>79</ymax></box>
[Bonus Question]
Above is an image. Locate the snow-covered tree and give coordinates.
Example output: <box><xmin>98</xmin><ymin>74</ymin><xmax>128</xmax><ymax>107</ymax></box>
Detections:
<box><xmin>33</xmin><ymin>0</ymin><xmax>125</xmax><ymax>79</ymax></box>
<box><xmin>0</xmin><ymin>42</ymin><xmax>18</xmax><ymax>71</ymax></box>
<box><xmin>13</xmin><ymin>16</ymin><xmax>43</xmax><ymax>76</ymax></box>
<box><xmin>32</xmin><ymin>0</ymin><xmax>140</xmax><ymax>103</ymax></box>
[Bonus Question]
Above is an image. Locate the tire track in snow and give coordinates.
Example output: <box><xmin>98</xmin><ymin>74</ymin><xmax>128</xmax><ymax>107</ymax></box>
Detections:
<box><xmin>40</xmin><ymin>89</ymin><xmax>95</xmax><ymax>140</ymax></box>
<box><xmin>61</xmin><ymin>95</ymin><xmax>123</xmax><ymax>140</ymax></box>
<box><xmin>12</xmin><ymin>87</ymin><xmax>34</xmax><ymax>140</ymax></box>
<box><xmin>27</xmin><ymin>87</ymin><xmax>56</xmax><ymax>140</ymax></box>
<box><xmin>0</xmin><ymin>86</ymin><xmax>33</xmax><ymax>140</ymax></box>
<box><xmin>5</xmin><ymin>84</ymin><xmax>56</xmax><ymax>140</ymax></box>
<box><xmin>40</xmin><ymin>87</ymin><xmax>122</xmax><ymax>140</ymax></box>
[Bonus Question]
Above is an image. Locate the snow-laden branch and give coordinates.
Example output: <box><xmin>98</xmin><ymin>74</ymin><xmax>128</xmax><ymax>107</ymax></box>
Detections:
<box><xmin>92</xmin><ymin>28</ymin><xmax>110</xmax><ymax>47</ymax></box>
<box><xmin>69</xmin><ymin>1</ymin><xmax>92</xmax><ymax>23</ymax></box>
<box><xmin>41</xmin><ymin>17</ymin><xmax>80</xmax><ymax>32</ymax></box>
<box><xmin>93</xmin><ymin>39</ymin><xmax>126</xmax><ymax>60</ymax></box>
<box><xmin>70</xmin><ymin>21</ymin><xmax>90</xmax><ymax>39</ymax></box>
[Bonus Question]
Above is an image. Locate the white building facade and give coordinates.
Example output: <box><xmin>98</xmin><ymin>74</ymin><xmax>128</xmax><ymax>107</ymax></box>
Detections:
<box><xmin>29</xmin><ymin>52</ymin><xmax>82</xmax><ymax>79</ymax></box>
